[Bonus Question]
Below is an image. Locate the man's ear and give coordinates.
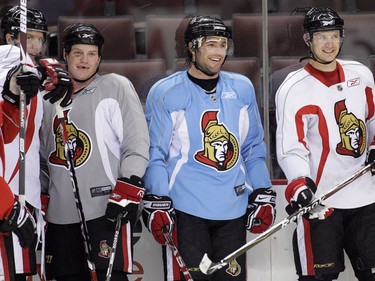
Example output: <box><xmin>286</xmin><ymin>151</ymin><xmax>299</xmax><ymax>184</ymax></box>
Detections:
<box><xmin>5</xmin><ymin>33</ymin><xmax>13</xmax><ymax>44</ymax></box>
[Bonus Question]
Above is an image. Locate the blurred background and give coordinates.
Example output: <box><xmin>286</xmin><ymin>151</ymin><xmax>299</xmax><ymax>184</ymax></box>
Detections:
<box><xmin>2</xmin><ymin>0</ymin><xmax>375</xmax><ymax>181</ymax></box>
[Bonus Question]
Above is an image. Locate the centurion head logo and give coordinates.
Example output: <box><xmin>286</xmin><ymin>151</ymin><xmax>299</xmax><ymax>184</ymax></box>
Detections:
<box><xmin>334</xmin><ymin>100</ymin><xmax>366</xmax><ymax>158</ymax></box>
<box><xmin>194</xmin><ymin>110</ymin><xmax>239</xmax><ymax>171</ymax></box>
<box><xmin>49</xmin><ymin>109</ymin><xmax>91</xmax><ymax>168</ymax></box>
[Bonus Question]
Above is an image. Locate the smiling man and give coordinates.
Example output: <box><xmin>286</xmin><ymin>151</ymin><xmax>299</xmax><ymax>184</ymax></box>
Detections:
<box><xmin>276</xmin><ymin>7</ymin><xmax>375</xmax><ymax>281</ymax></box>
<box><xmin>39</xmin><ymin>23</ymin><xmax>149</xmax><ymax>281</ymax></box>
<box><xmin>142</xmin><ymin>15</ymin><xmax>276</xmax><ymax>281</ymax></box>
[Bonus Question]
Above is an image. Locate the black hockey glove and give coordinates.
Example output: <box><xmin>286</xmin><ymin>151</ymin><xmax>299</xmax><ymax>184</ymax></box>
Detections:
<box><xmin>37</xmin><ymin>58</ymin><xmax>75</xmax><ymax>107</ymax></box>
<box><xmin>366</xmin><ymin>144</ymin><xmax>375</xmax><ymax>176</ymax></box>
<box><xmin>285</xmin><ymin>177</ymin><xmax>333</xmax><ymax>220</ymax></box>
<box><xmin>1</xmin><ymin>200</ymin><xmax>37</xmax><ymax>248</ymax></box>
<box><xmin>142</xmin><ymin>194</ymin><xmax>176</xmax><ymax>245</ymax></box>
<box><xmin>246</xmin><ymin>188</ymin><xmax>276</xmax><ymax>234</ymax></box>
<box><xmin>105</xmin><ymin>176</ymin><xmax>145</xmax><ymax>225</ymax></box>
<box><xmin>2</xmin><ymin>64</ymin><xmax>40</xmax><ymax>106</ymax></box>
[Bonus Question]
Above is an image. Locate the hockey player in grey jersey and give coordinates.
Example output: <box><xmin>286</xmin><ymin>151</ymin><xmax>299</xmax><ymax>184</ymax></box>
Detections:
<box><xmin>40</xmin><ymin>23</ymin><xmax>150</xmax><ymax>281</ymax></box>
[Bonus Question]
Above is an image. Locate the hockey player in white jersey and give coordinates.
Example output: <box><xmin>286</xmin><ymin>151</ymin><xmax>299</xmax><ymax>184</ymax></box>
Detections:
<box><xmin>276</xmin><ymin>7</ymin><xmax>375</xmax><ymax>281</ymax></box>
<box><xmin>0</xmin><ymin>6</ymin><xmax>74</xmax><ymax>281</ymax></box>
<box><xmin>39</xmin><ymin>23</ymin><xmax>149</xmax><ymax>281</ymax></box>
<box><xmin>142</xmin><ymin>15</ymin><xmax>276</xmax><ymax>281</ymax></box>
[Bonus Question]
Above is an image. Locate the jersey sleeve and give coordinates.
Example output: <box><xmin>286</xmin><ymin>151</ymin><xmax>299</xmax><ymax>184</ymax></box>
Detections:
<box><xmin>241</xmin><ymin>84</ymin><xmax>272</xmax><ymax>190</ymax></box>
<box><xmin>117</xmin><ymin>76</ymin><xmax>150</xmax><ymax>179</ymax></box>
<box><xmin>143</xmin><ymin>85</ymin><xmax>172</xmax><ymax>196</ymax></box>
<box><xmin>275</xmin><ymin>78</ymin><xmax>311</xmax><ymax>182</ymax></box>
<box><xmin>1</xmin><ymin>101</ymin><xmax>20</xmax><ymax>144</ymax></box>
<box><xmin>0</xmin><ymin>177</ymin><xmax>14</xmax><ymax>219</ymax></box>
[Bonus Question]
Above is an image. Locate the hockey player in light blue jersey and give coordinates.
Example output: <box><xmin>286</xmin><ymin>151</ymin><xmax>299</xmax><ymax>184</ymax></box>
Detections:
<box><xmin>142</xmin><ymin>15</ymin><xmax>276</xmax><ymax>281</ymax></box>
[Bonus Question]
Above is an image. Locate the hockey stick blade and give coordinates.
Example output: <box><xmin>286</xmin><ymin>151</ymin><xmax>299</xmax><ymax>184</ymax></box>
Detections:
<box><xmin>199</xmin><ymin>163</ymin><xmax>372</xmax><ymax>275</ymax></box>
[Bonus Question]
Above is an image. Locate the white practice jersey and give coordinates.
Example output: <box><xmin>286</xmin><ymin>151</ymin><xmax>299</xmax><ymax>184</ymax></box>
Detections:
<box><xmin>0</xmin><ymin>44</ymin><xmax>42</xmax><ymax>210</ymax></box>
<box><xmin>276</xmin><ymin>59</ymin><xmax>375</xmax><ymax>209</ymax></box>
<box><xmin>40</xmin><ymin>73</ymin><xmax>149</xmax><ymax>224</ymax></box>
<box><xmin>0</xmin><ymin>44</ymin><xmax>44</xmax><ymax>275</ymax></box>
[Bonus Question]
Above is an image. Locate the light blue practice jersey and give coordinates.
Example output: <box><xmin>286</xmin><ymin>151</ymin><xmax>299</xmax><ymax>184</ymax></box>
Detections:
<box><xmin>144</xmin><ymin>70</ymin><xmax>271</xmax><ymax>220</ymax></box>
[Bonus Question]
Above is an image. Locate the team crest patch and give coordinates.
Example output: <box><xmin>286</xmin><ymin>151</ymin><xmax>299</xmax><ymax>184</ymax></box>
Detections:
<box><xmin>334</xmin><ymin>100</ymin><xmax>366</xmax><ymax>158</ymax></box>
<box><xmin>194</xmin><ymin>110</ymin><xmax>239</xmax><ymax>171</ymax></box>
<box><xmin>226</xmin><ymin>258</ymin><xmax>241</xmax><ymax>277</ymax></box>
<box><xmin>98</xmin><ymin>240</ymin><xmax>111</xmax><ymax>258</ymax></box>
<box><xmin>49</xmin><ymin>109</ymin><xmax>92</xmax><ymax>168</ymax></box>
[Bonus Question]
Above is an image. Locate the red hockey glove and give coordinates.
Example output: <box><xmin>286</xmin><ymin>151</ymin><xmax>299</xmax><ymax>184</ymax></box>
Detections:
<box><xmin>366</xmin><ymin>143</ymin><xmax>375</xmax><ymax>176</ymax></box>
<box><xmin>285</xmin><ymin>177</ymin><xmax>333</xmax><ymax>220</ymax></box>
<box><xmin>142</xmin><ymin>194</ymin><xmax>176</xmax><ymax>245</ymax></box>
<box><xmin>285</xmin><ymin>177</ymin><xmax>316</xmax><ymax>212</ymax></box>
<box><xmin>37</xmin><ymin>58</ymin><xmax>75</xmax><ymax>107</ymax></box>
<box><xmin>106</xmin><ymin>176</ymin><xmax>145</xmax><ymax>225</ymax></box>
<box><xmin>2</xmin><ymin>64</ymin><xmax>40</xmax><ymax>106</ymax></box>
<box><xmin>1</xmin><ymin>200</ymin><xmax>37</xmax><ymax>248</ymax></box>
<box><xmin>246</xmin><ymin>188</ymin><xmax>276</xmax><ymax>234</ymax></box>
<box><xmin>41</xmin><ymin>193</ymin><xmax>50</xmax><ymax>229</ymax></box>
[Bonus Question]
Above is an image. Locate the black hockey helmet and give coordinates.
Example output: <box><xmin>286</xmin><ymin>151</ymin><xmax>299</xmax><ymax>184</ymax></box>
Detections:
<box><xmin>63</xmin><ymin>23</ymin><xmax>104</xmax><ymax>55</ymax></box>
<box><xmin>184</xmin><ymin>15</ymin><xmax>232</xmax><ymax>47</ymax></box>
<box><xmin>1</xmin><ymin>6</ymin><xmax>48</xmax><ymax>40</ymax></box>
<box><xmin>1</xmin><ymin>6</ymin><xmax>48</xmax><ymax>32</ymax></box>
<box><xmin>303</xmin><ymin>7</ymin><xmax>344</xmax><ymax>35</ymax></box>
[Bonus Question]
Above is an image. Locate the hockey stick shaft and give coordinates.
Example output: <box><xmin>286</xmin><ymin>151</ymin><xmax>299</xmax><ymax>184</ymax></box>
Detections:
<box><xmin>199</xmin><ymin>163</ymin><xmax>373</xmax><ymax>275</ymax></box>
<box><xmin>55</xmin><ymin>103</ymin><xmax>98</xmax><ymax>281</ymax></box>
<box><xmin>163</xmin><ymin>232</ymin><xmax>194</xmax><ymax>281</ymax></box>
<box><xmin>18</xmin><ymin>0</ymin><xmax>27</xmax><ymax>205</ymax></box>
<box><xmin>105</xmin><ymin>213</ymin><xmax>124</xmax><ymax>281</ymax></box>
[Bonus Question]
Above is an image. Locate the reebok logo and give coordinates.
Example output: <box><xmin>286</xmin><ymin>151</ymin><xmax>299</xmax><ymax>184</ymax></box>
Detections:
<box><xmin>347</xmin><ymin>77</ymin><xmax>360</xmax><ymax>87</ymax></box>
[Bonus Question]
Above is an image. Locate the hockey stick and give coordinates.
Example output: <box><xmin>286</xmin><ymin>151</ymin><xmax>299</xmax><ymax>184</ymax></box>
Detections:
<box><xmin>18</xmin><ymin>0</ymin><xmax>28</xmax><ymax>205</ymax></box>
<box><xmin>199</xmin><ymin>163</ymin><xmax>373</xmax><ymax>275</ymax></box>
<box><xmin>105</xmin><ymin>213</ymin><xmax>125</xmax><ymax>281</ymax></box>
<box><xmin>163</xmin><ymin>232</ymin><xmax>194</xmax><ymax>281</ymax></box>
<box><xmin>55</xmin><ymin>103</ymin><xmax>98</xmax><ymax>281</ymax></box>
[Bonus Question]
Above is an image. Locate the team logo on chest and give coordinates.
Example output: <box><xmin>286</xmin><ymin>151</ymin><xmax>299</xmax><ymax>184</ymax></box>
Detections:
<box><xmin>194</xmin><ymin>110</ymin><xmax>239</xmax><ymax>171</ymax></box>
<box><xmin>49</xmin><ymin>109</ymin><xmax>92</xmax><ymax>168</ymax></box>
<box><xmin>334</xmin><ymin>100</ymin><xmax>366</xmax><ymax>158</ymax></box>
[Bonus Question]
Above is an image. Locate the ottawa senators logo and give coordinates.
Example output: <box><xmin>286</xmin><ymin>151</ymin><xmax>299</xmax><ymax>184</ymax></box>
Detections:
<box><xmin>194</xmin><ymin>111</ymin><xmax>239</xmax><ymax>171</ymax></box>
<box><xmin>226</xmin><ymin>258</ymin><xmax>241</xmax><ymax>277</ymax></box>
<box><xmin>49</xmin><ymin>109</ymin><xmax>91</xmax><ymax>168</ymax></box>
<box><xmin>98</xmin><ymin>240</ymin><xmax>111</xmax><ymax>258</ymax></box>
<box><xmin>334</xmin><ymin>100</ymin><xmax>366</xmax><ymax>158</ymax></box>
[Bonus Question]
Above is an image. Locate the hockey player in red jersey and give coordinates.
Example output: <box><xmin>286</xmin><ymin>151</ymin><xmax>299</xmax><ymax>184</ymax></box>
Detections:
<box><xmin>0</xmin><ymin>6</ymin><xmax>74</xmax><ymax>281</ymax></box>
<box><xmin>276</xmin><ymin>7</ymin><xmax>375</xmax><ymax>281</ymax></box>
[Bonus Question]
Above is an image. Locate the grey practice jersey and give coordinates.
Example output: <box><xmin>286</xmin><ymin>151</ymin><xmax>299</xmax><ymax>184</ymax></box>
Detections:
<box><xmin>40</xmin><ymin>73</ymin><xmax>149</xmax><ymax>224</ymax></box>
